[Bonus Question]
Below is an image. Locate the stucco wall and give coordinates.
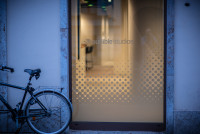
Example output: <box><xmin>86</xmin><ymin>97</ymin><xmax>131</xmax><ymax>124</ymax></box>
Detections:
<box><xmin>7</xmin><ymin>0</ymin><xmax>60</xmax><ymax>107</ymax></box>
<box><xmin>173</xmin><ymin>0</ymin><xmax>200</xmax><ymax>133</ymax></box>
<box><xmin>174</xmin><ymin>0</ymin><xmax>200</xmax><ymax>110</ymax></box>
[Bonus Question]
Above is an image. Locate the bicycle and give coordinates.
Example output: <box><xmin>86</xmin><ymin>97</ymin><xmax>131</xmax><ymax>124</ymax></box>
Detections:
<box><xmin>0</xmin><ymin>65</ymin><xmax>72</xmax><ymax>134</ymax></box>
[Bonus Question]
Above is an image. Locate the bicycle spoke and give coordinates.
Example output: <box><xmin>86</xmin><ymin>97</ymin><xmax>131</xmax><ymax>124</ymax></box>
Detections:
<box><xmin>49</xmin><ymin>94</ymin><xmax>54</xmax><ymax>109</ymax></box>
<box><xmin>25</xmin><ymin>91</ymin><xmax>71</xmax><ymax>134</ymax></box>
<box><xmin>44</xmin><ymin>94</ymin><xmax>50</xmax><ymax>109</ymax></box>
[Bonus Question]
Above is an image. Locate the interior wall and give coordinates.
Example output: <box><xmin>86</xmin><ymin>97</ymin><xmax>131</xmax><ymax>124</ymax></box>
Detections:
<box><xmin>80</xmin><ymin>12</ymin><xmax>96</xmax><ymax>45</ymax></box>
<box><xmin>174</xmin><ymin>0</ymin><xmax>200</xmax><ymax>111</ymax></box>
<box><xmin>80</xmin><ymin>10</ymin><xmax>97</xmax><ymax>64</ymax></box>
<box><xmin>7</xmin><ymin>0</ymin><xmax>60</xmax><ymax>107</ymax></box>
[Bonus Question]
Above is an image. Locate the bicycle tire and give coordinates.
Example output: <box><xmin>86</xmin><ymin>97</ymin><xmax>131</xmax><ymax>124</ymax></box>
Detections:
<box><xmin>25</xmin><ymin>90</ymin><xmax>72</xmax><ymax>134</ymax></box>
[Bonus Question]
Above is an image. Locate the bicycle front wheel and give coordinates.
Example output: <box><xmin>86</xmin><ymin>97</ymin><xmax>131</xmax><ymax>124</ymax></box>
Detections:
<box><xmin>25</xmin><ymin>90</ymin><xmax>72</xmax><ymax>134</ymax></box>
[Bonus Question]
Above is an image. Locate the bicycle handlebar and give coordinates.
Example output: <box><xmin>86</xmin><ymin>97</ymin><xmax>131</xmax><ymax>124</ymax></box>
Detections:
<box><xmin>0</xmin><ymin>65</ymin><xmax>14</xmax><ymax>73</ymax></box>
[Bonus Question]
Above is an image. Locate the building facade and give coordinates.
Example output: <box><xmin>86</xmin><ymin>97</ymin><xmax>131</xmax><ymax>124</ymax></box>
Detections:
<box><xmin>0</xmin><ymin>0</ymin><xmax>200</xmax><ymax>133</ymax></box>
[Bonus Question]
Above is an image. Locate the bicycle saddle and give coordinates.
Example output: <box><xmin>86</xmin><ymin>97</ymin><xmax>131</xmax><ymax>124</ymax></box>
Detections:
<box><xmin>24</xmin><ymin>69</ymin><xmax>41</xmax><ymax>76</ymax></box>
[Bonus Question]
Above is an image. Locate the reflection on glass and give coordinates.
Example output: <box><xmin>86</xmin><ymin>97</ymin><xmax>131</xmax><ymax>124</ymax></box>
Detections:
<box><xmin>72</xmin><ymin>0</ymin><xmax>164</xmax><ymax>123</ymax></box>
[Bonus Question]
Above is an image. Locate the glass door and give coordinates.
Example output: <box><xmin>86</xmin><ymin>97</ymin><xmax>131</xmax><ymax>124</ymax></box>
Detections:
<box><xmin>71</xmin><ymin>0</ymin><xmax>164</xmax><ymax>130</ymax></box>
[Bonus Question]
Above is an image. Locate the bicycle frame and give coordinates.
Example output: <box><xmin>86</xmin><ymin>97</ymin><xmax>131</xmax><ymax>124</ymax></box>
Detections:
<box><xmin>0</xmin><ymin>82</ymin><xmax>26</xmax><ymax>116</ymax></box>
<box><xmin>0</xmin><ymin>81</ymin><xmax>48</xmax><ymax>119</ymax></box>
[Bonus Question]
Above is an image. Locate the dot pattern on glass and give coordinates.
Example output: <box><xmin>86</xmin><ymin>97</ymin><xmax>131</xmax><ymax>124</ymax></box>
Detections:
<box><xmin>72</xmin><ymin>44</ymin><xmax>164</xmax><ymax>105</ymax></box>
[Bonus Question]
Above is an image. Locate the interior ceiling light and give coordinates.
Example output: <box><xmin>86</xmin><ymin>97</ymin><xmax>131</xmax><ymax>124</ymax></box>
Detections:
<box><xmin>88</xmin><ymin>4</ymin><xmax>93</xmax><ymax>7</ymax></box>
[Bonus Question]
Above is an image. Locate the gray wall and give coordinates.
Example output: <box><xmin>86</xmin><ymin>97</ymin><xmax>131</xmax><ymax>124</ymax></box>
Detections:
<box><xmin>7</xmin><ymin>0</ymin><xmax>60</xmax><ymax>107</ymax></box>
<box><xmin>174</xmin><ymin>0</ymin><xmax>200</xmax><ymax>111</ymax></box>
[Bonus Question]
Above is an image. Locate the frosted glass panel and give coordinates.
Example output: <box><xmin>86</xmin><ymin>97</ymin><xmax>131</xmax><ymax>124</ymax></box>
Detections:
<box><xmin>71</xmin><ymin>0</ymin><xmax>164</xmax><ymax>123</ymax></box>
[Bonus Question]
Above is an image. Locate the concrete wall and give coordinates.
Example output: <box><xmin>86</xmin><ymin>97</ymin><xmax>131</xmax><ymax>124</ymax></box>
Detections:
<box><xmin>0</xmin><ymin>0</ymin><xmax>8</xmax><ymax>132</ymax></box>
<box><xmin>7</xmin><ymin>0</ymin><xmax>60</xmax><ymax>107</ymax></box>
